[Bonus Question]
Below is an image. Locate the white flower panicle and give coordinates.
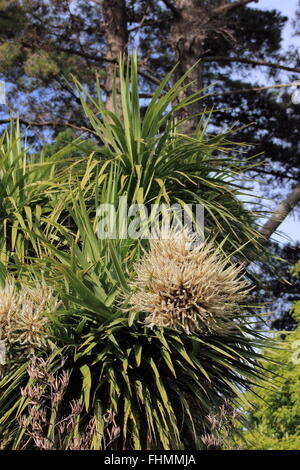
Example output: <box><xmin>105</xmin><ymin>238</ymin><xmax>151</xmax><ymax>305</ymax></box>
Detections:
<box><xmin>0</xmin><ymin>279</ymin><xmax>60</xmax><ymax>348</ymax></box>
<box><xmin>128</xmin><ymin>230</ymin><xmax>249</xmax><ymax>335</ymax></box>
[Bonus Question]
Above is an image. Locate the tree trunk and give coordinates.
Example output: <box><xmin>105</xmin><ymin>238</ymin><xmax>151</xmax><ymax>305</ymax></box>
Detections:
<box><xmin>102</xmin><ymin>0</ymin><xmax>128</xmax><ymax>112</ymax></box>
<box><xmin>169</xmin><ymin>1</ymin><xmax>258</xmax><ymax>133</ymax></box>
<box><xmin>171</xmin><ymin>0</ymin><xmax>207</xmax><ymax>131</ymax></box>
<box><xmin>260</xmin><ymin>182</ymin><xmax>300</xmax><ymax>241</ymax></box>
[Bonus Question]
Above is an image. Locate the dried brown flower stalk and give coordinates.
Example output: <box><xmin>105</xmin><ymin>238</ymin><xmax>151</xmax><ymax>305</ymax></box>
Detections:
<box><xmin>201</xmin><ymin>400</ymin><xmax>242</xmax><ymax>450</ymax></box>
<box><xmin>103</xmin><ymin>410</ymin><xmax>121</xmax><ymax>449</ymax></box>
<box><xmin>128</xmin><ymin>230</ymin><xmax>250</xmax><ymax>334</ymax></box>
<box><xmin>18</xmin><ymin>356</ymin><xmax>101</xmax><ymax>450</ymax></box>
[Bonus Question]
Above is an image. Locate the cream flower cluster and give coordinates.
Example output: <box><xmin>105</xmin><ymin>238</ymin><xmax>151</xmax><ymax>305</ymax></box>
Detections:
<box><xmin>128</xmin><ymin>231</ymin><xmax>249</xmax><ymax>335</ymax></box>
<box><xmin>0</xmin><ymin>279</ymin><xmax>59</xmax><ymax>348</ymax></box>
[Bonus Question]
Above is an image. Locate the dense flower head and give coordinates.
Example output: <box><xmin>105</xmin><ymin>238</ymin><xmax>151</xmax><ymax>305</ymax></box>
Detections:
<box><xmin>0</xmin><ymin>279</ymin><xmax>60</xmax><ymax>349</ymax></box>
<box><xmin>128</xmin><ymin>230</ymin><xmax>250</xmax><ymax>334</ymax></box>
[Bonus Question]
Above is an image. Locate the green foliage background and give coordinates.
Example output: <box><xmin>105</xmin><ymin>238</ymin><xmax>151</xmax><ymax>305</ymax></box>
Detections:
<box><xmin>236</xmin><ymin>264</ymin><xmax>300</xmax><ymax>450</ymax></box>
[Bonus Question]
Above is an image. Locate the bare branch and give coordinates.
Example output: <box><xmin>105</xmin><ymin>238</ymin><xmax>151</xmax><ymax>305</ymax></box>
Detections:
<box><xmin>212</xmin><ymin>0</ymin><xmax>258</xmax><ymax>16</ymax></box>
<box><xmin>50</xmin><ymin>45</ymin><xmax>162</xmax><ymax>86</ymax></box>
<box><xmin>0</xmin><ymin>116</ymin><xmax>90</xmax><ymax>133</ymax></box>
<box><xmin>141</xmin><ymin>82</ymin><xmax>296</xmax><ymax>100</ymax></box>
<box><xmin>161</xmin><ymin>0</ymin><xmax>180</xmax><ymax>17</ymax></box>
<box><xmin>214</xmin><ymin>82</ymin><xmax>297</xmax><ymax>96</ymax></box>
<box><xmin>250</xmin><ymin>168</ymin><xmax>297</xmax><ymax>182</ymax></box>
<box><xmin>203</xmin><ymin>55</ymin><xmax>300</xmax><ymax>74</ymax></box>
<box><xmin>138</xmin><ymin>68</ymin><xmax>162</xmax><ymax>86</ymax></box>
<box><xmin>128</xmin><ymin>19</ymin><xmax>164</xmax><ymax>33</ymax></box>
<box><xmin>20</xmin><ymin>39</ymin><xmax>116</xmax><ymax>65</ymax></box>
<box><xmin>53</xmin><ymin>76</ymin><xmax>82</xmax><ymax>104</ymax></box>
<box><xmin>259</xmin><ymin>182</ymin><xmax>300</xmax><ymax>241</ymax></box>
<box><xmin>20</xmin><ymin>39</ymin><xmax>162</xmax><ymax>88</ymax></box>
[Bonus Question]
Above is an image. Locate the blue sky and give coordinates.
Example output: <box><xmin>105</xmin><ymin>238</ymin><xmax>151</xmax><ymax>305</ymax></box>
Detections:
<box><xmin>257</xmin><ymin>0</ymin><xmax>299</xmax><ymax>47</ymax></box>
<box><xmin>248</xmin><ymin>0</ymin><xmax>300</xmax><ymax>245</ymax></box>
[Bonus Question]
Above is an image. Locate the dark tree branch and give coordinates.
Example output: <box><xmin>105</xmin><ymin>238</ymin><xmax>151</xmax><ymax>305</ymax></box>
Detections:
<box><xmin>161</xmin><ymin>0</ymin><xmax>180</xmax><ymax>17</ymax></box>
<box><xmin>0</xmin><ymin>116</ymin><xmax>90</xmax><ymax>133</ymax></box>
<box><xmin>19</xmin><ymin>39</ymin><xmax>116</xmax><ymax>65</ymax></box>
<box><xmin>20</xmin><ymin>40</ymin><xmax>162</xmax><ymax>88</ymax></box>
<box><xmin>203</xmin><ymin>56</ymin><xmax>300</xmax><ymax>74</ymax></box>
<box><xmin>141</xmin><ymin>82</ymin><xmax>296</xmax><ymax>100</ymax></box>
<box><xmin>214</xmin><ymin>82</ymin><xmax>297</xmax><ymax>96</ymax></box>
<box><xmin>138</xmin><ymin>68</ymin><xmax>162</xmax><ymax>86</ymax></box>
<box><xmin>51</xmin><ymin>46</ymin><xmax>162</xmax><ymax>86</ymax></box>
<box><xmin>250</xmin><ymin>168</ymin><xmax>297</xmax><ymax>182</ymax></box>
<box><xmin>260</xmin><ymin>182</ymin><xmax>300</xmax><ymax>240</ymax></box>
<box><xmin>212</xmin><ymin>0</ymin><xmax>258</xmax><ymax>16</ymax></box>
<box><xmin>128</xmin><ymin>19</ymin><xmax>164</xmax><ymax>33</ymax></box>
<box><xmin>54</xmin><ymin>76</ymin><xmax>82</xmax><ymax>104</ymax></box>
